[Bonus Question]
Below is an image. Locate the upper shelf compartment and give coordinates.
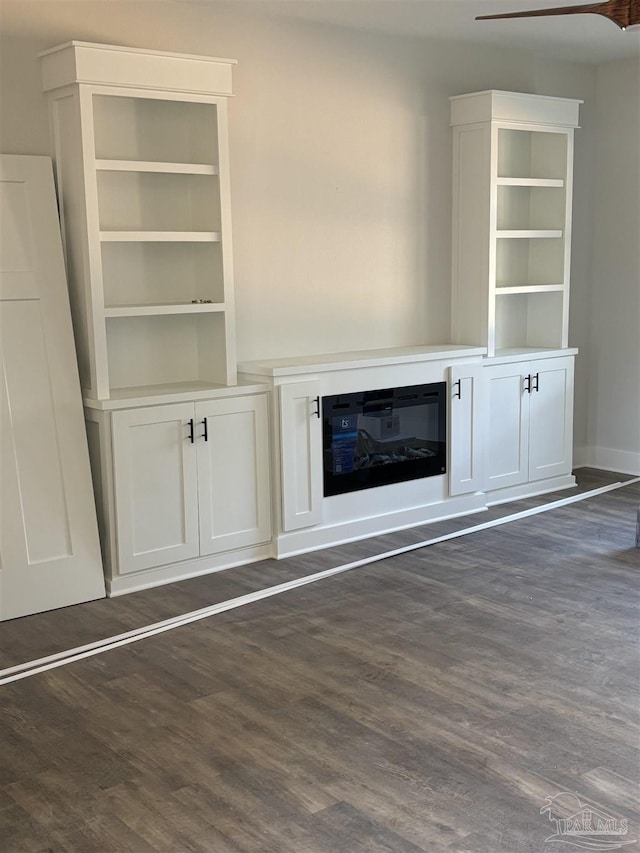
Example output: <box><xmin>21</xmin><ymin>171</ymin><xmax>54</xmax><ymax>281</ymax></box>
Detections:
<box><xmin>93</xmin><ymin>95</ymin><xmax>220</xmax><ymax>165</ymax></box>
<box><xmin>497</xmin><ymin>129</ymin><xmax>567</xmax><ymax>181</ymax></box>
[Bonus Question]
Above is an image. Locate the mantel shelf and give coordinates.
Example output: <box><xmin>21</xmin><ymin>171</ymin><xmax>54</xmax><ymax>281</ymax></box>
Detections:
<box><xmin>104</xmin><ymin>302</ymin><xmax>226</xmax><ymax>317</ymax></box>
<box><xmin>100</xmin><ymin>230</ymin><xmax>222</xmax><ymax>242</ymax></box>
<box><xmin>95</xmin><ymin>159</ymin><xmax>219</xmax><ymax>175</ymax></box>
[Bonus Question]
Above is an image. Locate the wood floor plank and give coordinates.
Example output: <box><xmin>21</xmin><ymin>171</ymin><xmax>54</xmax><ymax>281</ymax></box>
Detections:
<box><xmin>1</xmin><ymin>473</ymin><xmax>638</xmax><ymax>851</ymax></box>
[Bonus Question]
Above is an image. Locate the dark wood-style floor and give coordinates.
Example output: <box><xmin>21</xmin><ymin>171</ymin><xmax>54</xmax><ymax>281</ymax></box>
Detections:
<box><xmin>1</xmin><ymin>469</ymin><xmax>638</xmax><ymax>852</ymax></box>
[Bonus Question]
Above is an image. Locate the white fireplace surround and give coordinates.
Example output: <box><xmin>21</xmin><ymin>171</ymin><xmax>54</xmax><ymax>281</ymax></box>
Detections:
<box><xmin>241</xmin><ymin>345</ymin><xmax>485</xmax><ymax>557</ymax></box>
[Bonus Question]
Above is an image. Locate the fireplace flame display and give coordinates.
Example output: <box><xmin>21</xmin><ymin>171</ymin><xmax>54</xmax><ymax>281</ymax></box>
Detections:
<box><xmin>322</xmin><ymin>383</ymin><xmax>447</xmax><ymax>497</ymax></box>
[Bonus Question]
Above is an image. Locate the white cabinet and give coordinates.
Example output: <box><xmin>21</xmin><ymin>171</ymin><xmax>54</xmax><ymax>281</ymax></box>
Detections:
<box><xmin>279</xmin><ymin>380</ymin><xmax>323</xmax><ymax>531</ymax></box>
<box><xmin>92</xmin><ymin>392</ymin><xmax>271</xmax><ymax>586</ymax></box>
<box><xmin>449</xmin><ymin>362</ymin><xmax>485</xmax><ymax>496</ymax></box>
<box><xmin>450</xmin><ymin>90</ymin><xmax>581</xmax><ymax>357</ymax></box>
<box><xmin>39</xmin><ymin>42</ymin><xmax>270</xmax><ymax>595</ymax></box>
<box><xmin>41</xmin><ymin>42</ymin><xmax>237</xmax><ymax>401</ymax></box>
<box><xmin>197</xmin><ymin>395</ymin><xmax>272</xmax><ymax>555</ymax></box>
<box><xmin>111</xmin><ymin>403</ymin><xmax>200</xmax><ymax>573</ymax></box>
<box><xmin>485</xmin><ymin>355</ymin><xmax>574</xmax><ymax>494</ymax></box>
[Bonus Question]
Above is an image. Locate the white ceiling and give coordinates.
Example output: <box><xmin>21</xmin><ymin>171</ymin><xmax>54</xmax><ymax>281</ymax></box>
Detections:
<box><xmin>226</xmin><ymin>0</ymin><xmax>640</xmax><ymax>64</ymax></box>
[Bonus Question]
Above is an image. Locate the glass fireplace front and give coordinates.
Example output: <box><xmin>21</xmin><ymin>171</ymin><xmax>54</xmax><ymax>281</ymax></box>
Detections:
<box><xmin>322</xmin><ymin>382</ymin><xmax>446</xmax><ymax>497</ymax></box>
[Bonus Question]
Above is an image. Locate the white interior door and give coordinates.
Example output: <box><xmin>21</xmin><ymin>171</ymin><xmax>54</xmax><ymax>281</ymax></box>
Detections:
<box><xmin>0</xmin><ymin>154</ymin><xmax>105</xmax><ymax>620</ymax></box>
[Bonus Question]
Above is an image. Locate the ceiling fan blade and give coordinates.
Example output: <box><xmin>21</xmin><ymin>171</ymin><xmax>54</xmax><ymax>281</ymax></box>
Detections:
<box><xmin>476</xmin><ymin>0</ymin><xmax>640</xmax><ymax>28</ymax></box>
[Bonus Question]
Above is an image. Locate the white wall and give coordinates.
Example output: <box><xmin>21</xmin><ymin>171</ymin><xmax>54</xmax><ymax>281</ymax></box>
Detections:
<box><xmin>582</xmin><ymin>57</ymin><xmax>640</xmax><ymax>474</ymax></box>
<box><xmin>6</xmin><ymin>1</ymin><xmax>630</xmax><ymax>464</ymax></box>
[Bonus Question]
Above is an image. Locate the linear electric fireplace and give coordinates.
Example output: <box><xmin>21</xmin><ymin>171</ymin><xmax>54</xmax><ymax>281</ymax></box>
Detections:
<box><xmin>322</xmin><ymin>382</ymin><xmax>446</xmax><ymax>497</ymax></box>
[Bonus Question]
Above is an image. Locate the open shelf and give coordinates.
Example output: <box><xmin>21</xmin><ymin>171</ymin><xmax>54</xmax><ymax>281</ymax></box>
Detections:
<box><xmin>106</xmin><ymin>313</ymin><xmax>232</xmax><ymax>391</ymax></box>
<box><xmin>101</xmin><ymin>241</ymin><xmax>225</xmax><ymax>308</ymax></box>
<box><xmin>496</xmin><ymin>230</ymin><xmax>563</xmax><ymax>239</ymax></box>
<box><xmin>97</xmin><ymin>171</ymin><xmax>220</xmax><ymax>232</ymax></box>
<box><xmin>496</xmin><ymin>284</ymin><xmax>564</xmax><ymax>295</ymax></box>
<box><xmin>496</xmin><ymin>237</ymin><xmax>565</xmax><ymax>288</ymax></box>
<box><xmin>497</xmin><ymin>184</ymin><xmax>565</xmax><ymax>231</ymax></box>
<box><xmin>494</xmin><ymin>291</ymin><xmax>564</xmax><ymax>352</ymax></box>
<box><xmin>93</xmin><ymin>94</ymin><xmax>219</xmax><ymax>164</ymax></box>
<box><xmin>497</xmin><ymin>128</ymin><xmax>567</xmax><ymax>181</ymax></box>
<box><xmin>100</xmin><ymin>231</ymin><xmax>221</xmax><ymax>242</ymax></box>
<box><xmin>104</xmin><ymin>302</ymin><xmax>225</xmax><ymax>318</ymax></box>
<box><xmin>496</xmin><ymin>177</ymin><xmax>564</xmax><ymax>188</ymax></box>
<box><xmin>96</xmin><ymin>159</ymin><xmax>218</xmax><ymax>175</ymax></box>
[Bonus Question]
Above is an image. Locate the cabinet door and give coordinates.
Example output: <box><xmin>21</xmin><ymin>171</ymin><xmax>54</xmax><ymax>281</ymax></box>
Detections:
<box><xmin>485</xmin><ymin>362</ymin><xmax>529</xmax><ymax>491</ymax></box>
<box><xmin>528</xmin><ymin>356</ymin><xmax>574</xmax><ymax>482</ymax></box>
<box><xmin>449</xmin><ymin>363</ymin><xmax>485</xmax><ymax>496</ymax></box>
<box><xmin>196</xmin><ymin>395</ymin><xmax>271</xmax><ymax>555</ymax></box>
<box><xmin>111</xmin><ymin>404</ymin><xmax>199</xmax><ymax>573</ymax></box>
<box><xmin>0</xmin><ymin>155</ymin><xmax>105</xmax><ymax>621</ymax></box>
<box><xmin>279</xmin><ymin>380</ymin><xmax>323</xmax><ymax>531</ymax></box>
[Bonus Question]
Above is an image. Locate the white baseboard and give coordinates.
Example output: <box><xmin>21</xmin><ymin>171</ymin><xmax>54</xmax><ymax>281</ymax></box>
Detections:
<box><xmin>274</xmin><ymin>493</ymin><xmax>489</xmax><ymax>559</ymax></box>
<box><xmin>485</xmin><ymin>474</ymin><xmax>577</xmax><ymax>506</ymax></box>
<box><xmin>106</xmin><ymin>542</ymin><xmax>274</xmax><ymax>597</ymax></box>
<box><xmin>574</xmin><ymin>446</ymin><xmax>640</xmax><ymax>476</ymax></box>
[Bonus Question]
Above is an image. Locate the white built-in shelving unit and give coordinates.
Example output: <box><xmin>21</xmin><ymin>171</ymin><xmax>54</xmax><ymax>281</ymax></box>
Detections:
<box><xmin>450</xmin><ymin>90</ymin><xmax>581</xmax><ymax>500</ymax></box>
<box><xmin>41</xmin><ymin>42</ymin><xmax>238</xmax><ymax>401</ymax></box>
<box><xmin>450</xmin><ymin>90</ymin><xmax>582</xmax><ymax>358</ymax></box>
<box><xmin>41</xmin><ymin>43</ymin><xmax>273</xmax><ymax>595</ymax></box>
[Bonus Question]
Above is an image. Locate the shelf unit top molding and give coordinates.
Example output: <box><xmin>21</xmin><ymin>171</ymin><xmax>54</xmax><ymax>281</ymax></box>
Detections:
<box><xmin>40</xmin><ymin>41</ymin><xmax>235</xmax><ymax>96</ymax></box>
<box><xmin>450</xmin><ymin>90</ymin><xmax>582</xmax><ymax>128</ymax></box>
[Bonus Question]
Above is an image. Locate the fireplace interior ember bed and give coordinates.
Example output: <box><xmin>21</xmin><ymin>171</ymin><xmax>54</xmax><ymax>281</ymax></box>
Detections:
<box><xmin>322</xmin><ymin>382</ymin><xmax>446</xmax><ymax>496</ymax></box>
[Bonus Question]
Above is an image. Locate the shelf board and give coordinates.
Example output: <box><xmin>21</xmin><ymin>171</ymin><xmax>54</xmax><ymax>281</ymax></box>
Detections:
<box><xmin>497</xmin><ymin>177</ymin><xmax>564</xmax><ymax>187</ymax></box>
<box><xmin>495</xmin><ymin>284</ymin><xmax>565</xmax><ymax>295</ymax></box>
<box><xmin>95</xmin><ymin>159</ymin><xmax>218</xmax><ymax>175</ymax></box>
<box><xmin>107</xmin><ymin>380</ymin><xmax>229</xmax><ymax>404</ymax></box>
<box><xmin>496</xmin><ymin>229</ymin><xmax>563</xmax><ymax>239</ymax></box>
<box><xmin>491</xmin><ymin>346</ymin><xmax>579</xmax><ymax>363</ymax></box>
<box><xmin>84</xmin><ymin>378</ymin><xmax>272</xmax><ymax>410</ymax></box>
<box><xmin>100</xmin><ymin>231</ymin><xmax>221</xmax><ymax>242</ymax></box>
<box><xmin>104</xmin><ymin>302</ymin><xmax>225</xmax><ymax>317</ymax></box>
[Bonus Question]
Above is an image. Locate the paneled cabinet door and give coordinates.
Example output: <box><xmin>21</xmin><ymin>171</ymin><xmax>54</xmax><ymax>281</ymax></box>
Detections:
<box><xmin>485</xmin><ymin>362</ymin><xmax>529</xmax><ymax>491</ymax></box>
<box><xmin>528</xmin><ymin>356</ymin><xmax>574</xmax><ymax>482</ymax></box>
<box><xmin>111</xmin><ymin>403</ymin><xmax>200</xmax><ymax>574</ymax></box>
<box><xmin>279</xmin><ymin>380</ymin><xmax>323</xmax><ymax>532</ymax></box>
<box><xmin>197</xmin><ymin>395</ymin><xmax>271</xmax><ymax>555</ymax></box>
<box><xmin>449</xmin><ymin>363</ymin><xmax>485</xmax><ymax>496</ymax></box>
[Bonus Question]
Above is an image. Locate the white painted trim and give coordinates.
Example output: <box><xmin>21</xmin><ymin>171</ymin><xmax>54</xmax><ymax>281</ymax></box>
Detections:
<box><xmin>485</xmin><ymin>474</ymin><xmax>576</xmax><ymax>506</ymax></box>
<box><xmin>2</xmin><ymin>478</ymin><xmax>637</xmax><ymax>688</ymax></box>
<box><xmin>106</xmin><ymin>543</ymin><xmax>274</xmax><ymax>597</ymax></box>
<box><xmin>577</xmin><ymin>446</ymin><xmax>640</xmax><ymax>476</ymax></box>
<box><xmin>274</xmin><ymin>493</ymin><xmax>488</xmax><ymax>559</ymax></box>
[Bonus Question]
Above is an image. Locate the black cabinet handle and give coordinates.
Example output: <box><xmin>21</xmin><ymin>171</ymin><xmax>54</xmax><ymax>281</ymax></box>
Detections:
<box><xmin>202</xmin><ymin>418</ymin><xmax>208</xmax><ymax>441</ymax></box>
<box><xmin>188</xmin><ymin>418</ymin><xmax>195</xmax><ymax>443</ymax></box>
<box><xmin>312</xmin><ymin>395</ymin><xmax>320</xmax><ymax>418</ymax></box>
<box><xmin>532</xmin><ymin>372</ymin><xmax>540</xmax><ymax>393</ymax></box>
<box><xmin>453</xmin><ymin>380</ymin><xmax>462</xmax><ymax>400</ymax></box>
<box><xmin>524</xmin><ymin>374</ymin><xmax>531</xmax><ymax>394</ymax></box>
